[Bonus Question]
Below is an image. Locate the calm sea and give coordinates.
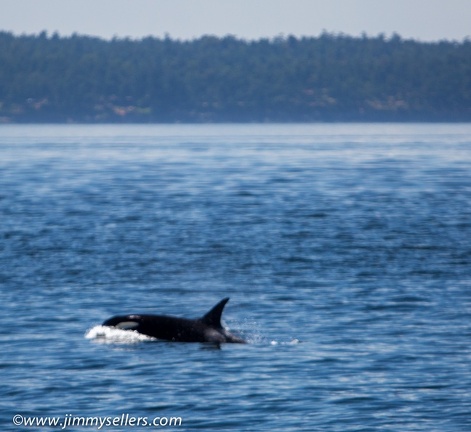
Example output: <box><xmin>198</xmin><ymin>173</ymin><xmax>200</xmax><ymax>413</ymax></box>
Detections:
<box><xmin>1</xmin><ymin>124</ymin><xmax>471</xmax><ymax>431</ymax></box>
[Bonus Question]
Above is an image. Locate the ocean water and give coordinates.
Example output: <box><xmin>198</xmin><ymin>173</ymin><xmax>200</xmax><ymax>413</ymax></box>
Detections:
<box><xmin>1</xmin><ymin>123</ymin><xmax>471</xmax><ymax>431</ymax></box>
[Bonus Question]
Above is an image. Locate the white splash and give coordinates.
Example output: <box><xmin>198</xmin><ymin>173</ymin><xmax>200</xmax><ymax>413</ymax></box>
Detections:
<box><xmin>270</xmin><ymin>338</ymin><xmax>301</xmax><ymax>346</ymax></box>
<box><xmin>85</xmin><ymin>325</ymin><xmax>155</xmax><ymax>344</ymax></box>
<box><xmin>85</xmin><ymin>325</ymin><xmax>299</xmax><ymax>346</ymax></box>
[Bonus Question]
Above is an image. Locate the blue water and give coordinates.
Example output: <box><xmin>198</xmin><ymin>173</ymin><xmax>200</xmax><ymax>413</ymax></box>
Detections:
<box><xmin>1</xmin><ymin>124</ymin><xmax>471</xmax><ymax>431</ymax></box>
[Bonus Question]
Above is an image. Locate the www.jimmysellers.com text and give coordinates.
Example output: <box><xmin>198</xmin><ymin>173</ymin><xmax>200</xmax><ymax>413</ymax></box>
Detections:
<box><xmin>13</xmin><ymin>413</ymin><xmax>183</xmax><ymax>429</ymax></box>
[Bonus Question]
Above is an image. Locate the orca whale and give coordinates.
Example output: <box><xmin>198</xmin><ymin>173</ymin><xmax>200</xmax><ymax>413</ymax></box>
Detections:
<box><xmin>102</xmin><ymin>297</ymin><xmax>245</xmax><ymax>343</ymax></box>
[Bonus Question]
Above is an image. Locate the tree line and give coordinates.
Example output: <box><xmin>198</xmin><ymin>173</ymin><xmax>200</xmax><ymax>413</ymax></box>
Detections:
<box><xmin>0</xmin><ymin>31</ymin><xmax>470</xmax><ymax>122</ymax></box>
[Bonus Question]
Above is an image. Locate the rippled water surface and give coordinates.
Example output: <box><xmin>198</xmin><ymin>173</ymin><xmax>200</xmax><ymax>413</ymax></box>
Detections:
<box><xmin>1</xmin><ymin>124</ymin><xmax>471</xmax><ymax>431</ymax></box>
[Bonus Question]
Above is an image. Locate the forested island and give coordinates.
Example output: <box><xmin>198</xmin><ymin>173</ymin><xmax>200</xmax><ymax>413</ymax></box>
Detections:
<box><xmin>1</xmin><ymin>31</ymin><xmax>470</xmax><ymax>123</ymax></box>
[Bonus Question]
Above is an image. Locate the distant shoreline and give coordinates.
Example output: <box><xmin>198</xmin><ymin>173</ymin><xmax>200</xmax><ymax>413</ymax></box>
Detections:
<box><xmin>1</xmin><ymin>32</ymin><xmax>471</xmax><ymax>124</ymax></box>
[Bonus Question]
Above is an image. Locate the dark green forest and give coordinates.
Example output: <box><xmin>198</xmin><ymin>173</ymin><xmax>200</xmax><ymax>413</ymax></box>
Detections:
<box><xmin>1</xmin><ymin>31</ymin><xmax>471</xmax><ymax>122</ymax></box>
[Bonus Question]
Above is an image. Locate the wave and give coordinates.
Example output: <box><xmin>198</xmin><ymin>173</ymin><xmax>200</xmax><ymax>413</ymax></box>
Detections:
<box><xmin>85</xmin><ymin>325</ymin><xmax>156</xmax><ymax>344</ymax></box>
<box><xmin>85</xmin><ymin>325</ymin><xmax>299</xmax><ymax>346</ymax></box>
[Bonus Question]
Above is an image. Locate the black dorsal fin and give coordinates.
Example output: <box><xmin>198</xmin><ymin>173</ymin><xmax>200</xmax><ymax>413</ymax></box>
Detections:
<box><xmin>201</xmin><ymin>297</ymin><xmax>230</xmax><ymax>328</ymax></box>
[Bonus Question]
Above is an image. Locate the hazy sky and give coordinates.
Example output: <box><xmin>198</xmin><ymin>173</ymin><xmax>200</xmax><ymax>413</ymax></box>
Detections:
<box><xmin>2</xmin><ymin>0</ymin><xmax>470</xmax><ymax>42</ymax></box>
